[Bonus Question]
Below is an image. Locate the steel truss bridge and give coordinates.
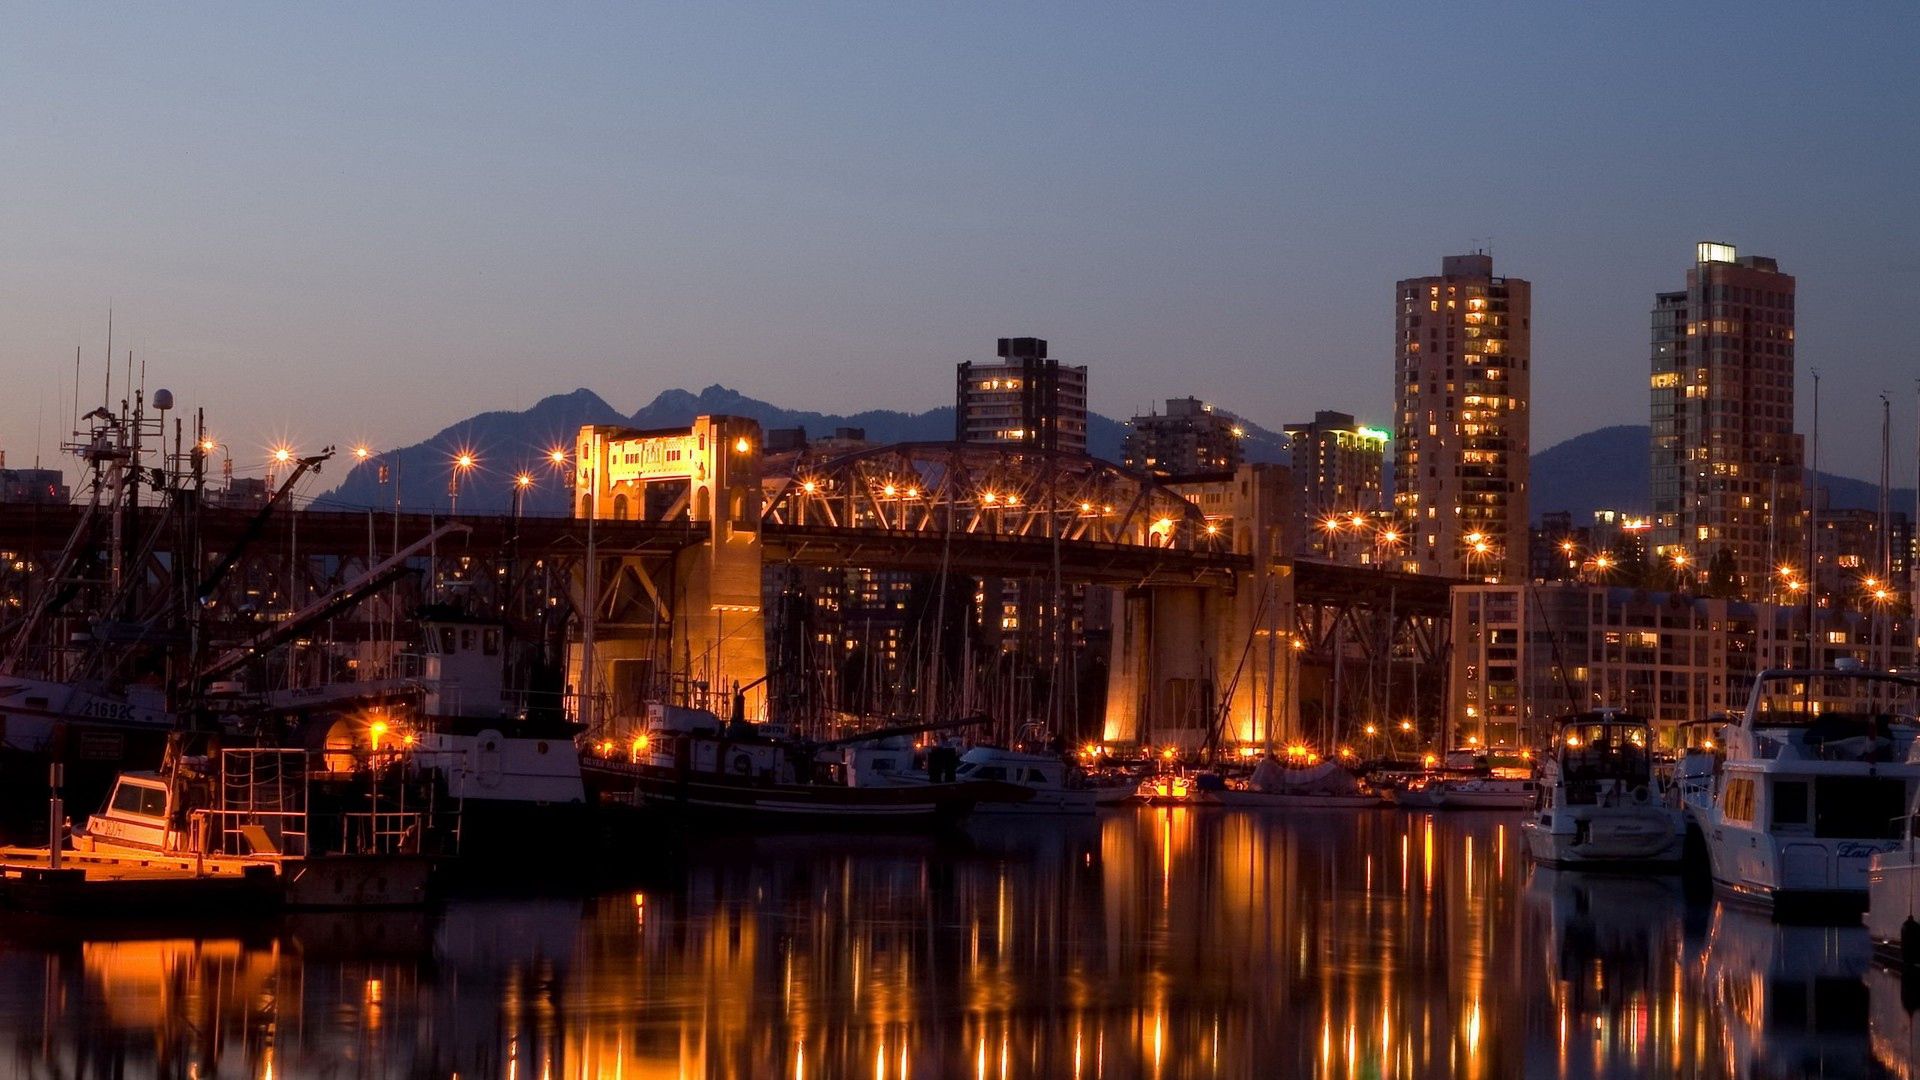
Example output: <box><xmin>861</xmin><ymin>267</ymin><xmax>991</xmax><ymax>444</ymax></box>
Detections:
<box><xmin>0</xmin><ymin>437</ymin><xmax>1454</xmax><ymax>745</ymax></box>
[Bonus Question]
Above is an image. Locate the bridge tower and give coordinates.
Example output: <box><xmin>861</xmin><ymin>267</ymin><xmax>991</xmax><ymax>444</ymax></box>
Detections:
<box><xmin>573</xmin><ymin>415</ymin><xmax>767</xmax><ymax>720</ymax></box>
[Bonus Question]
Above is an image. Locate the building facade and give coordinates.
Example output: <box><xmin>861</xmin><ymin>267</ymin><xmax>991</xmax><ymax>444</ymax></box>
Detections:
<box><xmin>955</xmin><ymin>337</ymin><xmax>1089</xmax><ymax>455</ymax></box>
<box><xmin>1122</xmin><ymin>397</ymin><xmax>1243</xmax><ymax>479</ymax></box>
<box><xmin>1650</xmin><ymin>242</ymin><xmax>1802</xmax><ymax>598</ymax></box>
<box><xmin>1393</xmin><ymin>253</ymin><xmax>1530</xmax><ymax>581</ymax></box>
<box><xmin>1283</xmin><ymin>410</ymin><xmax>1387</xmax><ymax>562</ymax></box>
<box><xmin>1450</xmin><ymin>582</ymin><xmax>1909</xmax><ymax>749</ymax></box>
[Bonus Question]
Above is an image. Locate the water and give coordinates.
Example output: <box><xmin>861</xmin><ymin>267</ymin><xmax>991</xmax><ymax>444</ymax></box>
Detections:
<box><xmin>0</xmin><ymin>808</ymin><xmax>1911</xmax><ymax>1078</ymax></box>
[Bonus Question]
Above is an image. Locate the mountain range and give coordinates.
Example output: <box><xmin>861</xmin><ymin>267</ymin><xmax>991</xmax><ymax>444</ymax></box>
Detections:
<box><xmin>313</xmin><ymin>387</ymin><xmax>1907</xmax><ymax>521</ymax></box>
<box><xmin>313</xmin><ymin>385</ymin><xmax>1294</xmax><ymax>514</ymax></box>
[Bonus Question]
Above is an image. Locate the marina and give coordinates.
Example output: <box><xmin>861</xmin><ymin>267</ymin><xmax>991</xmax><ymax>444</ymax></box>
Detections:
<box><xmin>0</xmin><ymin>809</ymin><xmax>1916</xmax><ymax>1077</ymax></box>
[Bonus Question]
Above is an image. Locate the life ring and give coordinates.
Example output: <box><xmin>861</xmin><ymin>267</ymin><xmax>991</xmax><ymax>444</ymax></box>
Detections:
<box><xmin>730</xmin><ymin>751</ymin><xmax>753</xmax><ymax>776</ymax></box>
<box><xmin>1632</xmin><ymin>786</ymin><xmax>1650</xmax><ymax>805</ymax></box>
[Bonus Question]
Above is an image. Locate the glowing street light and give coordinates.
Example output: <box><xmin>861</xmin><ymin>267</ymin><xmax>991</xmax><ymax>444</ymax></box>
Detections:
<box><xmin>449</xmin><ymin>450</ymin><xmax>478</xmax><ymax>515</ymax></box>
<box><xmin>353</xmin><ymin>445</ymin><xmax>372</xmax><ymax>462</ymax></box>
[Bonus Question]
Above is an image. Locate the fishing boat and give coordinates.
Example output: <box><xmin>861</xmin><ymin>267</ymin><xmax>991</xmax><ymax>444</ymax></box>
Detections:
<box><xmin>53</xmin><ymin>746</ymin><xmax>435</xmax><ymax>908</ymax></box>
<box><xmin>1702</xmin><ymin>662</ymin><xmax>1920</xmax><ymax>918</ymax></box>
<box><xmin>1521</xmin><ymin>711</ymin><xmax>1683</xmax><ymax>869</ymax></box>
<box><xmin>582</xmin><ymin>702</ymin><xmax>1031</xmax><ymax>828</ymax></box>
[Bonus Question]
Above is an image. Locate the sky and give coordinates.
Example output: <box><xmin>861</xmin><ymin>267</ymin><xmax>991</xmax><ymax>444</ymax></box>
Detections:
<box><xmin>2</xmin><ymin>3</ymin><xmax>1917</xmax><ymax>486</ymax></box>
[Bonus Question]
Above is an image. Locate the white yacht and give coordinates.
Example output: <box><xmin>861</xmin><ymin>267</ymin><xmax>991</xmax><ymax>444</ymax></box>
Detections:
<box><xmin>1521</xmin><ymin>711</ymin><xmax>1684</xmax><ymax>869</ymax></box>
<box><xmin>1703</xmin><ymin>662</ymin><xmax>1920</xmax><ymax>918</ymax></box>
<box><xmin>1866</xmin><ymin>776</ymin><xmax>1920</xmax><ymax>965</ymax></box>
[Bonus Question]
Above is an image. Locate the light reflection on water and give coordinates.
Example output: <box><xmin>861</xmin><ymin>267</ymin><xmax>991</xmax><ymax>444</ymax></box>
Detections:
<box><xmin>0</xmin><ymin>809</ymin><xmax>1911</xmax><ymax>1077</ymax></box>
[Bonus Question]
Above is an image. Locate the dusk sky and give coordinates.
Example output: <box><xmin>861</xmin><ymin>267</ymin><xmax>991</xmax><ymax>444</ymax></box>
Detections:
<box><xmin>3</xmin><ymin>4</ymin><xmax>1916</xmax><ymax>484</ymax></box>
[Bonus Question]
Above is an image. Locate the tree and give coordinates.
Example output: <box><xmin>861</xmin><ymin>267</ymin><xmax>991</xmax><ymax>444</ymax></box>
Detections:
<box><xmin>1705</xmin><ymin>546</ymin><xmax>1740</xmax><ymax>599</ymax></box>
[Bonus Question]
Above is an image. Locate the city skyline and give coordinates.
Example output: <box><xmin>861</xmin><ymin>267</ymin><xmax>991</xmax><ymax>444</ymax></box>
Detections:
<box><xmin>3</xmin><ymin>6</ymin><xmax>1917</xmax><ymax>484</ymax></box>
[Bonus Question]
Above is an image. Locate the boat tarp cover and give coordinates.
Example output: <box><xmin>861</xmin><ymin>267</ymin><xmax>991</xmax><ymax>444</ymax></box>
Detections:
<box><xmin>1248</xmin><ymin>760</ymin><xmax>1358</xmax><ymax>795</ymax></box>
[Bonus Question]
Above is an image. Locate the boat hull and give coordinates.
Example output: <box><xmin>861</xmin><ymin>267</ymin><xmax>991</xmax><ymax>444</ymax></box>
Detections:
<box><xmin>1521</xmin><ymin>808</ymin><xmax>1684</xmax><ymax>870</ymax></box>
<box><xmin>1192</xmin><ymin>790</ymin><xmax>1383</xmax><ymax>810</ymax></box>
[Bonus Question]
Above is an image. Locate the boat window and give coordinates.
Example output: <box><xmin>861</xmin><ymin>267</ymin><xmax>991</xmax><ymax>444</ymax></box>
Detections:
<box><xmin>438</xmin><ymin>627</ymin><xmax>456</xmax><ymax>654</ymax></box>
<box><xmin>110</xmin><ymin>784</ymin><xmax>146</xmax><ymax>815</ymax></box>
<box><xmin>1770</xmin><ymin>780</ymin><xmax>1809</xmax><ymax>827</ymax></box>
<box><xmin>955</xmin><ymin>763</ymin><xmax>975</xmax><ymax>776</ymax></box>
<box><xmin>973</xmin><ymin>766</ymin><xmax>1008</xmax><ymax>781</ymax></box>
<box><xmin>869</xmin><ymin>758</ymin><xmax>896</xmax><ymax>771</ymax></box>
<box><xmin>1025</xmin><ymin>769</ymin><xmax>1048</xmax><ymax>784</ymax></box>
<box><xmin>1813</xmin><ymin>776</ymin><xmax>1906</xmax><ymax>839</ymax></box>
<box><xmin>1723</xmin><ymin>778</ymin><xmax>1754</xmax><ymax>823</ymax></box>
<box><xmin>483</xmin><ymin>629</ymin><xmax>500</xmax><ymax>656</ymax></box>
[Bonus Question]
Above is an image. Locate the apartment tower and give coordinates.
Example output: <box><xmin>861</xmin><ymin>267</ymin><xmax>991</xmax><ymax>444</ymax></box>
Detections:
<box><xmin>1649</xmin><ymin>242</ymin><xmax>1801</xmax><ymax>596</ymax></box>
<box><xmin>955</xmin><ymin>337</ymin><xmax>1089</xmax><ymax>454</ymax></box>
<box><xmin>1393</xmin><ymin>253</ymin><xmax>1531</xmax><ymax>581</ymax></box>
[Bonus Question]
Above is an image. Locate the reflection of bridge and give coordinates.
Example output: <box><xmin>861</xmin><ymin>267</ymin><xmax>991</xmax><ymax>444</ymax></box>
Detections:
<box><xmin>0</xmin><ymin>415</ymin><xmax>1454</xmax><ymax>748</ymax></box>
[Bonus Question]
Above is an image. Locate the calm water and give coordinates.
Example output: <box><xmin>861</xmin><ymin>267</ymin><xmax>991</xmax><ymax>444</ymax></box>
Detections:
<box><xmin>0</xmin><ymin>808</ymin><xmax>1912</xmax><ymax>1078</ymax></box>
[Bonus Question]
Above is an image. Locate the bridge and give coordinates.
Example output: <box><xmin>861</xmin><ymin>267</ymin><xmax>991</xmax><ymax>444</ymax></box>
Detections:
<box><xmin>0</xmin><ymin>415</ymin><xmax>1454</xmax><ymax>750</ymax></box>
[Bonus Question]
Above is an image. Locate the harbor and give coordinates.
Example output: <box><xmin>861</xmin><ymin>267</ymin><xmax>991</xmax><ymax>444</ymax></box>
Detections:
<box><xmin>1</xmin><ymin>6</ymin><xmax>1912</xmax><ymax>1073</ymax></box>
<box><xmin>3</xmin><ymin>809</ymin><xmax>1918</xmax><ymax>1078</ymax></box>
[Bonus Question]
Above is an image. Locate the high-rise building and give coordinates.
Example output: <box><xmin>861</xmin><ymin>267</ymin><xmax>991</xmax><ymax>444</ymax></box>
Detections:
<box><xmin>1650</xmin><ymin>242</ymin><xmax>1801</xmax><ymax>597</ymax></box>
<box><xmin>955</xmin><ymin>337</ymin><xmax>1089</xmax><ymax>454</ymax></box>
<box><xmin>1122</xmin><ymin>397</ymin><xmax>1243</xmax><ymax>478</ymax></box>
<box><xmin>1393</xmin><ymin>253</ymin><xmax>1531</xmax><ymax>581</ymax></box>
<box><xmin>1283</xmin><ymin>410</ymin><xmax>1387</xmax><ymax>561</ymax></box>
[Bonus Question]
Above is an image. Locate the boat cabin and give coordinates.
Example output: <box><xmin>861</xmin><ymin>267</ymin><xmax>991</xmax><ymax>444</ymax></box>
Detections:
<box><xmin>86</xmin><ymin>772</ymin><xmax>172</xmax><ymax>849</ymax></box>
<box><xmin>1547</xmin><ymin>711</ymin><xmax>1655</xmax><ymax>806</ymax></box>
<box><xmin>1734</xmin><ymin>667</ymin><xmax>1920</xmax><ymax>764</ymax></box>
<box><xmin>418</xmin><ymin>614</ymin><xmax>509</xmax><ymax>719</ymax></box>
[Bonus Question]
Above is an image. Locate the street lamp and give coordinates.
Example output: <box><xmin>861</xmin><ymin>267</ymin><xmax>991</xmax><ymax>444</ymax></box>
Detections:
<box><xmin>449</xmin><ymin>451</ymin><xmax>477</xmax><ymax>516</ymax></box>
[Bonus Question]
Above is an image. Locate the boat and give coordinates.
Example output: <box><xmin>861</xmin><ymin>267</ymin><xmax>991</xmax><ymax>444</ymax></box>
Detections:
<box><xmin>1702</xmin><ymin>662</ymin><xmax>1920</xmax><ymax>919</ymax></box>
<box><xmin>1390</xmin><ymin>773</ymin><xmax>1536</xmax><ymax>810</ymax></box>
<box><xmin>1521</xmin><ymin>711</ymin><xmax>1684</xmax><ymax>869</ymax></box>
<box><xmin>1668</xmin><ymin>715</ymin><xmax>1729</xmax><ymax>819</ymax></box>
<box><xmin>54</xmin><ymin>747</ymin><xmax>435</xmax><ymax>908</ymax></box>
<box><xmin>1190</xmin><ymin>758</ymin><xmax>1382</xmax><ymax>809</ymax></box>
<box><xmin>853</xmin><ymin>743</ymin><xmax>1097</xmax><ymax>815</ymax></box>
<box><xmin>398</xmin><ymin>612</ymin><xmax>592</xmax><ymax>858</ymax></box>
<box><xmin>581</xmin><ymin>702</ymin><xmax>1032</xmax><ymax>829</ymax></box>
<box><xmin>1866</xmin><ymin>771</ymin><xmax>1920</xmax><ymax>965</ymax></box>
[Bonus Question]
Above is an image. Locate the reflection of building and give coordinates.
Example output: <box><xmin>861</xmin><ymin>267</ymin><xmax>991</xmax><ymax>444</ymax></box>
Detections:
<box><xmin>1650</xmin><ymin>242</ymin><xmax>1802</xmax><ymax>598</ymax></box>
<box><xmin>955</xmin><ymin>337</ymin><xmax>1088</xmax><ymax>454</ymax></box>
<box><xmin>1283</xmin><ymin>410</ymin><xmax>1386</xmax><ymax>563</ymax></box>
<box><xmin>1394</xmin><ymin>252</ymin><xmax>1531</xmax><ymax>581</ymax></box>
<box><xmin>1450</xmin><ymin>582</ymin><xmax>1911</xmax><ymax>747</ymax></box>
<box><xmin>1122</xmin><ymin>397</ymin><xmax>1242</xmax><ymax>479</ymax></box>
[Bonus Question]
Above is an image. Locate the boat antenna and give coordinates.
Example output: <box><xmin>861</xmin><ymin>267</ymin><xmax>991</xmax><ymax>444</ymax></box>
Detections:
<box><xmin>1805</xmin><ymin>369</ymin><xmax>1819</xmax><ymax>673</ymax></box>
